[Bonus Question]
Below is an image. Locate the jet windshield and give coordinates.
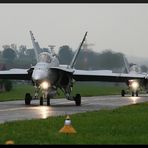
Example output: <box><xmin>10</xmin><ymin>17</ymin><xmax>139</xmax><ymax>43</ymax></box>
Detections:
<box><xmin>38</xmin><ymin>52</ymin><xmax>52</xmax><ymax>63</ymax></box>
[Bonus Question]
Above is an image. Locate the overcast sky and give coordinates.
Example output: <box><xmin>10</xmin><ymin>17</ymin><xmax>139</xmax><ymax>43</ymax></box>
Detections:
<box><xmin>0</xmin><ymin>3</ymin><xmax>148</xmax><ymax>58</ymax></box>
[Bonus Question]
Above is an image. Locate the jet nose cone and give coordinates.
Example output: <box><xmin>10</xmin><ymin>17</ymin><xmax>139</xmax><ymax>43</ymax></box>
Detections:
<box><xmin>32</xmin><ymin>74</ymin><xmax>41</xmax><ymax>81</ymax></box>
<box><xmin>32</xmin><ymin>70</ymin><xmax>48</xmax><ymax>82</ymax></box>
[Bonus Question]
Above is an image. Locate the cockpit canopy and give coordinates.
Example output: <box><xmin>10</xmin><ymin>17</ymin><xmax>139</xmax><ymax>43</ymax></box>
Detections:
<box><xmin>129</xmin><ymin>64</ymin><xmax>141</xmax><ymax>73</ymax></box>
<box><xmin>38</xmin><ymin>52</ymin><xmax>52</xmax><ymax>63</ymax></box>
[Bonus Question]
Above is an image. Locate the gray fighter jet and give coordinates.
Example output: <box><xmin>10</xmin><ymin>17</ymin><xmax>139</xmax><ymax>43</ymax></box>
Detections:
<box><xmin>0</xmin><ymin>31</ymin><xmax>148</xmax><ymax>106</ymax></box>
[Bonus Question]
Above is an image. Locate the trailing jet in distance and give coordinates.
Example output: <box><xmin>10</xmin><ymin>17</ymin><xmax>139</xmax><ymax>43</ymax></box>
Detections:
<box><xmin>121</xmin><ymin>56</ymin><xmax>148</xmax><ymax>97</ymax></box>
<box><xmin>0</xmin><ymin>31</ymin><xmax>148</xmax><ymax>106</ymax></box>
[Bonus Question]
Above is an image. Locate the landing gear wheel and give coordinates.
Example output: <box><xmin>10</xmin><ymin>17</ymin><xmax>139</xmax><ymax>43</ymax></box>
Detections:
<box><xmin>75</xmin><ymin>94</ymin><xmax>81</xmax><ymax>106</ymax></box>
<box><xmin>121</xmin><ymin>90</ymin><xmax>125</xmax><ymax>97</ymax></box>
<box><xmin>25</xmin><ymin>93</ymin><xmax>32</xmax><ymax>105</ymax></box>
<box><xmin>47</xmin><ymin>94</ymin><xmax>50</xmax><ymax>106</ymax></box>
<box><xmin>40</xmin><ymin>97</ymin><xmax>43</xmax><ymax>105</ymax></box>
<box><xmin>132</xmin><ymin>91</ymin><xmax>134</xmax><ymax>96</ymax></box>
<box><xmin>136</xmin><ymin>91</ymin><xmax>138</xmax><ymax>97</ymax></box>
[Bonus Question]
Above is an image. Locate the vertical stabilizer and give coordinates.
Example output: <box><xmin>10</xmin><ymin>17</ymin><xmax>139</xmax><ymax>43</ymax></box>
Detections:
<box><xmin>123</xmin><ymin>55</ymin><xmax>130</xmax><ymax>73</ymax></box>
<box><xmin>29</xmin><ymin>31</ymin><xmax>41</xmax><ymax>62</ymax></box>
<box><xmin>69</xmin><ymin>32</ymin><xmax>87</xmax><ymax>69</ymax></box>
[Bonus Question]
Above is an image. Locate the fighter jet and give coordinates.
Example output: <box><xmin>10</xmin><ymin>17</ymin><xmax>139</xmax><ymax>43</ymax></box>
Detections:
<box><xmin>121</xmin><ymin>55</ymin><xmax>148</xmax><ymax>97</ymax></box>
<box><xmin>0</xmin><ymin>31</ymin><xmax>148</xmax><ymax>106</ymax></box>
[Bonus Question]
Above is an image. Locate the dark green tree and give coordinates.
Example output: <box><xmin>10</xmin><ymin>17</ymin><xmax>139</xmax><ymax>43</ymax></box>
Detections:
<box><xmin>0</xmin><ymin>79</ymin><xmax>12</xmax><ymax>91</ymax></box>
<box><xmin>2</xmin><ymin>48</ymin><xmax>17</xmax><ymax>63</ymax></box>
<box><xmin>58</xmin><ymin>45</ymin><xmax>73</xmax><ymax>64</ymax></box>
<box><xmin>4</xmin><ymin>80</ymin><xmax>12</xmax><ymax>91</ymax></box>
<box><xmin>96</xmin><ymin>50</ymin><xmax>125</xmax><ymax>71</ymax></box>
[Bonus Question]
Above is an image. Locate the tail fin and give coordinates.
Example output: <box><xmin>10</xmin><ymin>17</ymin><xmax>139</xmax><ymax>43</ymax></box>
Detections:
<box><xmin>29</xmin><ymin>31</ymin><xmax>41</xmax><ymax>62</ymax></box>
<box><xmin>69</xmin><ymin>32</ymin><xmax>87</xmax><ymax>69</ymax></box>
<box><xmin>123</xmin><ymin>55</ymin><xmax>130</xmax><ymax>73</ymax></box>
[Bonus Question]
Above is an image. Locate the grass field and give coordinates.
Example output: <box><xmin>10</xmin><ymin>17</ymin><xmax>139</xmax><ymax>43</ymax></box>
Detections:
<box><xmin>1</xmin><ymin>102</ymin><xmax>148</xmax><ymax>144</ymax></box>
<box><xmin>0</xmin><ymin>82</ymin><xmax>125</xmax><ymax>102</ymax></box>
<box><xmin>0</xmin><ymin>84</ymin><xmax>34</xmax><ymax>101</ymax></box>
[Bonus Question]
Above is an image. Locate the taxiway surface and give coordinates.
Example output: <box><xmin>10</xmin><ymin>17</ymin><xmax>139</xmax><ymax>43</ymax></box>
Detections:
<box><xmin>0</xmin><ymin>95</ymin><xmax>148</xmax><ymax>123</ymax></box>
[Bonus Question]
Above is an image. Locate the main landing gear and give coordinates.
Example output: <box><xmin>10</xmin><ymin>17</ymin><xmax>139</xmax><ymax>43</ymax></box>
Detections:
<box><xmin>74</xmin><ymin>94</ymin><xmax>81</xmax><ymax>106</ymax></box>
<box><xmin>121</xmin><ymin>90</ymin><xmax>139</xmax><ymax>97</ymax></box>
<box><xmin>25</xmin><ymin>93</ymin><xmax>32</xmax><ymax>105</ymax></box>
<box><xmin>121</xmin><ymin>90</ymin><xmax>126</xmax><ymax>97</ymax></box>
<box><xmin>66</xmin><ymin>93</ymin><xmax>81</xmax><ymax>106</ymax></box>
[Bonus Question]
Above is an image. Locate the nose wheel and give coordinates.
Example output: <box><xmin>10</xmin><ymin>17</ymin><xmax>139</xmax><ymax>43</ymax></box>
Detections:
<box><xmin>39</xmin><ymin>94</ymin><xmax>50</xmax><ymax>106</ymax></box>
<box><xmin>132</xmin><ymin>91</ymin><xmax>138</xmax><ymax>97</ymax></box>
<box><xmin>40</xmin><ymin>97</ymin><xmax>43</xmax><ymax>105</ymax></box>
<box><xmin>47</xmin><ymin>94</ymin><xmax>50</xmax><ymax>106</ymax></box>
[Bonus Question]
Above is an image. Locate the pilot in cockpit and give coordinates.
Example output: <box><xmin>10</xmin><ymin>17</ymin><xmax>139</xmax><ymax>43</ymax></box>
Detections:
<box><xmin>38</xmin><ymin>52</ymin><xmax>52</xmax><ymax>63</ymax></box>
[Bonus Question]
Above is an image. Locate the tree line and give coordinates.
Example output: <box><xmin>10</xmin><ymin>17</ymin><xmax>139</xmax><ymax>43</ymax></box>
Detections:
<box><xmin>0</xmin><ymin>44</ymin><xmax>148</xmax><ymax>73</ymax></box>
<box><xmin>58</xmin><ymin>45</ymin><xmax>148</xmax><ymax>73</ymax></box>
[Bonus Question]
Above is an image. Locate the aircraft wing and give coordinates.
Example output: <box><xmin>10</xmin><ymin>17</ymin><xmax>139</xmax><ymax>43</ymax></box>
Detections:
<box><xmin>0</xmin><ymin>68</ymin><xmax>32</xmax><ymax>80</ymax></box>
<box><xmin>50</xmin><ymin>67</ymin><xmax>74</xmax><ymax>73</ymax></box>
<box><xmin>72</xmin><ymin>70</ymin><xmax>147</xmax><ymax>82</ymax></box>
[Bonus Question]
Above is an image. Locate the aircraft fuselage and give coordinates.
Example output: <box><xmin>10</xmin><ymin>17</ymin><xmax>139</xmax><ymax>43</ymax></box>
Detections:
<box><xmin>32</xmin><ymin>52</ymin><xmax>59</xmax><ymax>87</ymax></box>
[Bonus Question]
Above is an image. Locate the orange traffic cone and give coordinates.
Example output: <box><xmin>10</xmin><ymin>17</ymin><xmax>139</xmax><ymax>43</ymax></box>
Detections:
<box><xmin>5</xmin><ymin>140</ymin><xmax>14</xmax><ymax>145</ymax></box>
<box><xmin>59</xmin><ymin>115</ymin><xmax>76</xmax><ymax>134</ymax></box>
